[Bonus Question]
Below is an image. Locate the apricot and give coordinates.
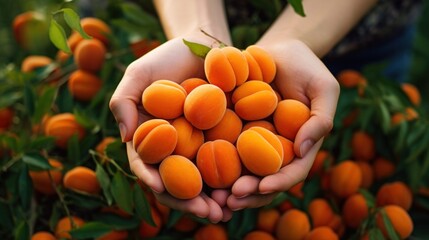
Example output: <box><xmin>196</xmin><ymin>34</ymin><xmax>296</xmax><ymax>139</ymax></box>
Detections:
<box><xmin>273</xmin><ymin>99</ymin><xmax>310</xmax><ymax>141</ymax></box>
<box><xmin>0</xmin><ymin>107</ymin><xmax>14</xmax><ymax>130</ymax></box>
<box><xmin>159</xmin><ymin>155</ymin><xmax>202</xmax><ymax>199</ymax></box>
<box><xmin>184</xmin><ymin>84</ymin><xmax>227</xmax><ymax>130</ymax></box>
<box><xmin>138</xmin><ymin>208</ymin><xmax>163</xmax><ymax>238</ymax></box>
<box><xmin>256</xmin><ymin>208</ymin><xmax>280</xmax><ymax>234</ymax></box>
<box><xmin>336</xmin><ymin>69</ymin><xmax>367</xmax><ymax>89</ymax></box>
<box><xmin>308</xmin><ymin>150</ymin><xmax>331</xmax><ymax>178</ymax></box>
<box><xmin>74</xmin><ymin>38</ymin><xmax>106</xmax><ymax>73</ymax></box>
<box><xmin>68</xmin><ymin>70</ymin><xmax>103</xmax><ymax>101</ymax></box>
<box><xmin>63</xmin><ymin>166</ymin><xmax>101</xmax><ymax>194</ymax></box>
<box><xmin>243</xmin><ymin>45</ymin><xmax>276</xmax><ymax>83</ymax></box>
<box><xmin>132</xmin><ymin>119</ymin><xmax>178</xmax><ymax>164</ymax></box>
<box><xmin>196</xmin><ymin>140</ymin><xmax>242</xmax><ymax>188</ymax></box>
<box><xmin>244</xmin><ymin>230</ymin><xmax>276</xmax><ymax>240</ymax></box>
<box><xmin>142</xmin><ymin>80</ymin><xmax>187</xmax><ymax>119</ymax></box>
<box><xmin>329</xmin><ymin>160</ymin><xmax>362</xmax><ymax>198</ymax></box>
<box><xmin>277</xmin><ymin>135</ymin><xmax>295</xmax><ymax>167</ymax></box>
<box><xmin>80</xmin><ymin>17</ymin><xmax>112</xmax><ymax>46</ymax></box>
<box><xmin>171</xmin><ymin>117</ymin><xmax>204</xmax><ymax>160</ymax></box>
<box><xmin>130</xmin><ymin>38</ymin><xmax>161</xmax><ymax>58</ymax></box>
<box><xmin>376</xmin><ymin>181</ymin><xmax>413</xmax><ymax>211</ymax></box>
<box><xmin>401</xmin><ymin>82</ymin><xmax>421</xmax><ymax>106</ymax></box>
<box><xmin>55</xmin><ymin>216</ymin><xmax>85</xmax><ymax>239</ymax></box>
<box><xmin>391</xmin><ymin>107</ymin><xmax>418</xmax><ymax>125</ymax></box>
<box><xmin>173</xmin><ymin>214</ymin><xmax>199</xmax><ymax>232</ymax></box>
<box><xmin>204</xmin><ymin>109</ymin><xmax>243</xmax><ymax>143</ymax></box>
<box><xmin>372</xmin><ymin>157</ymin><xmax>396</xmax><ymax>181</ymax></box>
<box><xmin>356</xmin><ymin>161</ymin><xmax>374</xmax><ymax>189</ymax></box>
<box><xmin>12</xmin><ymin>11</ymin><xmax>49</xmax><ymax>52</ymax></box>
<box><xmin>96</xmin><ymin>230</ymin><xmax>128</xmax><ymax>240</ymax></box>
<box><xmin>29</xmin><ymin>159</ymin><xmax>63</xmax><ymax>195</ymax></box>
<box><xmin>242</xmin><ymin>120</ymin><xmax>277</xmax><ymax>134</ymax></box>
<box><xmin>44</xmin><ymin>113</ymin><xmax>85</xmax><ymax>149</ymax></box>
<box><xmin>307</xmin><ymin>198</ymin><xmax>335</xmax><ymax>228</ymax></box>
<box><xmin>68</xmin><ymin>31</ymin><xmax>84</xmax><ymax>53</ymax></box>
<box><xmin>95</xmin><ymin>136</ymin><xmax>117</xmax><ymax>155</ymax></box>
<box><xmin>342</xmin><ymin>193</ymin><xmax>369</xmax><ymax>229</ymax></box>
<box><xmin>204</xmin><ymin>46</ymin><xmax>249</xmax><ymax>92</ymax></box>
<box><xmin>21</xmin><ymin>55</ymin><xmax>52</xmax><ymax>73</ymax></box>
<box><xmin>305</xmin><ymin>226</ymin><xmax>339</xmax><ymax>240</ymax></box>
<box><xmin>276</xmin><ymin>209</ymin><xmax>311</xmax><ymax>240</ymax></box>
<box><xmin>31</xmin><ymin>231</ymin><xmax>56</xmax><ymax>240</ymax></box>
<box><xmin>376</xmin><ymin>205</ymin><xmax>413</xmax><ymax>239</ymax></box>
<box><xmin>351</xmin><ymin>131</ymin><xmax>375</xmax><ymax>161</ymax></box>
<box><xmin>232</xmin><ymin>80</ymin><xmax>278</xmax><ymax>121</ymax></box>
<box><xmin>180</xmin><ymin>77</ymin><xmax>208</xmax><ymax>94</ymax></box>
<box><xmin>236</xmin><ymin>127</ymin><xmax>283</xmax><ymax>176</ymax></box>
<box><xmin>194</xmin><ymin>224</ymin><xmax>228</xmax><ymax>240</ymax></box>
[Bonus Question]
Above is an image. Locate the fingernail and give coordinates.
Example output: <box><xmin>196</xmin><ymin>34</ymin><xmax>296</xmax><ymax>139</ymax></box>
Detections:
<box><xmin>300</xmin><ymin>139</ymin><xmax>314</xmax><ymax>157</ymax></box>
<box><xmin>260</xmin><ymin>191</ymin><xmax>274</xmax><ymax>195</ymax></box>
<box><xmin>231</xmin><ymin>207</ymin><xmax>243</xmax><ymax>211</ymax></box>
<box><xmin>119</xmin><ymin>123</ymin><xmax>127</xmax><ymax>142</ymax></box>
<box><xmin>236</xmin><ymin>194</ymin><xmax>249</xmax><ymax>199</ymax></box>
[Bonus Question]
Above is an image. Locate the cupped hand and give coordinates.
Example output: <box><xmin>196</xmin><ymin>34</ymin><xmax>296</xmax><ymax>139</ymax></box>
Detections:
<box><xmin>227</xmin><ymin>39</ymin><xmax>340</xmax><ymax>210</ymax></box>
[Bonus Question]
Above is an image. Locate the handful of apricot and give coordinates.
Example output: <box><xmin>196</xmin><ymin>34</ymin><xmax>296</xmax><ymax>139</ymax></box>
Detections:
<box><xmin>132</xmin><ymin>44</ymin><xmax>310</xmax><ymax>199</ymax></box>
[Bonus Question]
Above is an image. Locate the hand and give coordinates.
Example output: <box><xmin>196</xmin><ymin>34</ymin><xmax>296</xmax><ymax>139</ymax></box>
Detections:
<box><xmin>227</xmin><ymin>39</ymin><xmax>340</xmax><ymax>210</ymax></box>
<box><xmin>109</xmin><ymin>37</ymin><xmax>229</xmax><ymax>223</ymax></box>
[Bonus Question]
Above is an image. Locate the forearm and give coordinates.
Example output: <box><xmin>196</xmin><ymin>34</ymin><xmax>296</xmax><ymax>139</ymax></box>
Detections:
<box><xmin>153</xmin><ymin>0</ymin><xmax>231</xmax><ymax>45</ymax></box>
<box><xmin>257</xmin><ymin>0</ymin><xmax>378</xmax><ymax>57</ymax></box>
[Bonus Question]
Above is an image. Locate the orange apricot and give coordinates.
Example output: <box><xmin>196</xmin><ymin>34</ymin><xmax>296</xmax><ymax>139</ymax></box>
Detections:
<box><xmin>236</xmin><ymin>127</ymin><xmax>283</xmax><ymax>176</ymax></box>
<box><xmin>372</xmin><ymin>157</ymin><xmax>396</xmax><ymax>181</ymax></box>
<box><xmin>80</xmin><ymin>17</ymin><xmax>112</xmax><ymax>46</ymax></box>
<box><xmin>305</xmin><ymin>226</ymin><xmax>339</xmax><ymax>240</ymax></box>
<box><xmin>180</xmin><ymin>77</ymin><xmax>208</xmax><ymax>94</ymax></box>
<box><xmin>288</xmin><ymin>181</ymin><xmax>304</xmax><ymax>199</ymax></box>
<box><xmin>342</xmin><ymin>193</ymin><xmax>369</xmax><ymax>229</ymax></box>
<box><xmin>0</xmin><ymin>107</ymin><xmax>14</xmax><ymax>130</ymax></box>
<box><xmin>171</xmin><ymin>117</ymin><xmax>204</xmax><ymax>160</ymax></box>
<box><xmin>29</xmin><ymin>159</ymin><xmax>63</xmax><ymax>195</ymax></box>
<box><xmin>138</xmin><ymin>208</ymin><xmax>163</xmax><ymax>238</ymax></box>
<box><xmin>308</xmin><ymin>150</ymin><xmax>331</xmax><ymax>178</ymax></box>
<box><xmin>142</xmin><ymin>79</ymin><xmax>187</xmax><ymax>119</ymax></box>
<box><xmin>401</xmin><ymin>82</ymin><xmax>421</xmax><ymax>106</ymax></box>
<box><xmin>21</xmin><ymin>55</ymin><xmax>52</xmax><ymax>72</ymax></box>
<box><xmin>74</xmin><ymin>38</ymin><xmax>106</xmax><ymax>73</ymax></box>
<box><xmin>275</xmin><ymin>208</ymin><xmax>311</xmax><ymax>240</ymax></box>
<box><xmin>231</xmin><ymin>80</ymin><xmax>278</xmax><ymax>121</ymax></box>
<box><xmin>256</xmin><ymin>208</ymin><xmax>280</xmax><ymax>234</ymax></box>
<box><xmin>159</xmin><ymin>155</ymin><xmax>202</xmax><ymax>199</ymax></box>
<box><xmin>273</xmin><ymin>99</ymin><xmax>310</xmax><ymax>141</ymax></box>
<box><xmin>329</xmin><ymin>160</ymin><xmax>362</xmax><ymax>198</ymax></box>
<box><xmin>391</xmin><ymin>107</ymin><xmax>419</xmax><ymax>125</ymax></box>
<box><xmin>204</xmin><ymin>109</ymin><xmax>243</xmax><ymax>143</ymax></box>
<box><xmin>376</xmin><ymin>181</ymin><xmax>413</xmax><ymax>211</ymax></box>
<box><xmin>130</xmin><ymin>38</ymin><xmax>161</xmax><ymax>58</ymax></box>
<box><xmin>63</xmin><ymin>166</ymin><xmax>100</xmax><ymax>195</ymax></box>
<box><xmin>31</xmin><ymin>231</ymin><xmax>56</xmax><ymax>240</ymax></box>
<box><xmin>351</xmin><ymin>131</ymin><xmax>376</xmax><ymax>161</ymax></box>
<box><xmin>68</xmin><ymin>31</ymin><xmax>84</xmax><ymax>53</ymax></box>
<box><xmin>184</xmin><ymin>84</ymin><xmax>227</xmax><ymax>130</ymax></box>
<box><xmin>68</xmin><ymin>70</ymin><xmax>103</xmax><ymax>101</ymax></box>
<box><xmin>242</xmin><ymin>45</ymin><xmax>276</xmax><ymax>83</ymax></box>
<box><xmin>204</xmin><ymin>46</ymin><xmax>249</xmax><ymax>92</ymax></box>
<box><xmin>277</xmin><ymin>135</ymin><xmax>295</xmax><ymax>167</ymax></box>
<box><xmin>95</xmin><ymin>136</ymin><xmax>117</xmax><ymax>155</ymax></box>
<box><xmin>196</xmin><ymin>140</ymin><xmax>242</xmax><ymax>188</ymax></box>
<box><xmin>356</xmin><ymin>161</ymin><xmax>374</xmax><ymax>189</ymax></box>
<box><xmin>173</xmin><ymin>214</ymin><xmax>199</xmax><ymax>232</ymax></box>
<box><xmin>336</xmin><ymin>69</ymin><xmax>367</xmax><ymax>88</ymax></box>
<box><xmin>97</xmin><ymin>230</ymin><xmax>128</xmax><ymax>240</ymax></box>
<box><xmin>244</xmin><ymin>230</ymin><xmax>276</xmax><ymax>240</ymax></box>
<box><xmin>376</xmin><ymin>205</ymin><xmax>413</xmax><ymax>239</ymax></box>
<box><xmin>55</xmin><ymin>216</ymin><xmax>85</xmax><ymax>239</ymax></box>
<box><xmin>194</xmin><ymin>224</ymin><xmax>228</xmax><ymax>240</ymax></box>
<box><xmin>132</xmin><ymin>119</ymin><xmax>178</xmax><ymax>164</ymax></box>
<box><xmin>307</xmin><ymin>198</ymin><xmax>335</xmax><ymax>228</ymax></box>
<box><xmin>12</xmin><ymin>11</ymin><xmax>49</xmax><ymax>52</ymax></box>
<box><xmin>242</xmin><ymin>120</ymin><xmax>277</xmax><ymax>134</ymax></box>
<box><xmin>44</xmin><ymin>113</ymin><xmax>86</xmax><ymax>149</ymax></box>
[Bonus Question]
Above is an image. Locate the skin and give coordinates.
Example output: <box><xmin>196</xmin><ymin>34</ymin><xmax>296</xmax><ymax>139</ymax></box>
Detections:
<box><xmin>110</xmin><ymin>0</ymin><xmax>376</xmax><ymax>223</ymax></box>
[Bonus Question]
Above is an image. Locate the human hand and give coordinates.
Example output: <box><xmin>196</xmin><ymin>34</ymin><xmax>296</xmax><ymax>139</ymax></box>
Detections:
<box><xmin>227</xmin><ymin>39</ymin><xmax>340</xmax><ymax>210</ymax></box>
<box><xmin>109</xmin><ymin>37</ymin><xmax>230</xmax><ymax>223</ymax></box>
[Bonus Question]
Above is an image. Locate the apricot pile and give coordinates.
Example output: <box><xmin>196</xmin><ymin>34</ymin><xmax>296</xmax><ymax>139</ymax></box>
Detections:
<box><xmin>132</xmin><ymin>44</ymin><xmax>311</xmax><ymax>199</ymax></box>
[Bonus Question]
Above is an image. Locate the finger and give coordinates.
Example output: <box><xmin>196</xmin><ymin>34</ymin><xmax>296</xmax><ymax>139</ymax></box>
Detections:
<box><xmin>231</xmin><ymin>175</ymin><xmax>261</xmax><ymax>198</ymax></box>
<box><xmin>201</xmin><ymin>193</ymin><xmax>223</xmax><ymax>223</ymax></box>
<box><xmin>154</xmin><ymin>193</ymin><xmax>210</xmax><ymax>219</ymax></box>
<box><xmin>211</xmin><ymin>189</ymin><xmax>230</xmax><ymax>207</ymax></box>
<box><xmin>259</xmin><ymin>139</ymin><xmax>323</xmax><ymax>193</ymax></box>
<box><xmin>221</xmin><ymin>207</ymin><xmax>233</xmax><ymax>222</ymax></box>
<box><xmin>227</xmin><ymin>192</ymin><xmax>278</xmax><ymax>211</ymax></box>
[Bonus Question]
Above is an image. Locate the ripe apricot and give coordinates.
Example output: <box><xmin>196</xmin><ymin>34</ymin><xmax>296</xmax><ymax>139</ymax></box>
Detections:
<box><xmin>376</xmin><ymin>181</ymin><xmax>413</xmax><ymax>211</ymax></box>
<box><xmin>184</xmin><ymin>84</ymin><xmax>227</xmax><ymax>130</ymax></box>
<box><xmin>74</xmin><ymin>38</ymin><xmax>106</xmax><ymax>73</ymax></box>
<box><xmin>194</xmin><ymin>224</ymin><xmax>228</xmax><ymax>240</ymax></box>
<box><xmin>0</xmin><ymin>107</ymin><xmax>14</xmax><ymax>130</ymax></box>
<box><xmin>372</xmin><ymin>157</ymin><xmax>396</xmax><ymax>181</ymax></box>
<box><xmin>244</xmin><ymin>230</ymin><xmax>276</xmax><ymax>240</ymax></box>
<box><xmin>196</xmin><ymin>140</ymin><xmax>242</xmax><ymax>188</ymax></box>
<box><xmin>171</xmin><ymin>117</ymin><xmax>204</xmax><ymax>160</ymax></box>
<box><xmin>356</xmin><ymin>161</ymin><xmax>374</xmax><ymax>189</ymax></box>
<box><xmin>342</xmin><ymin>193</ymin><xmax>369</xmax><ymax>229</ymax></box>
<box><xmin>401</xmin><ymin>82</ymin><xmax>421</xmax><ymax>106</ymax></box>
<box><xmin>44</xmin><ymin>113</ymin><xmax>85</xmax><ymax>149</ymax></box>
<box><xmin>308</xmin><ymin>198</ymin><xmax>335</xmax><ymax>228</ymax></box>
<box><xmin>63</xmin><ymin>166</ymin><xmax>101</xmax><ymax>195</ymax></box>
<box><xmin>376</xmin><ymin>205</ymin><xmax>413</xmax><ymax>239</ymax></box>
<box><xmin>29</xmin><ymin>159</ymin><xmax>63</xmax><ymax>195</ymax></box>
<box><xmin>80</xmin><ymin>17</ymin><xmax>112</xmax><ymax>46</ymax></box>
<box><xmin>336</xmin><ymin>69</ymin><xmax>367</xmax><ymax>88</ymax></box>
<box><xmin>68</xmin><ymin>31</ymin><xmax>84</xmax><ymax>53</ymax></box>
<box><xmin>236</xmin><ymin>127</ymin><xmax>283</xmax><ymax>176</ymax></box>
<box><xmin>132</xmin><ymin>119</ymin><xmax>178</xmax><ymax>164</ymax></box>
<box><xmin>31</xmin><ymin>231</ymin><xmax>56</xmax><ymax>240</ymax></box>
<box><xmin>231</xmin><ymin>80</ymin><xmax>278</xmax><ymax>121</ymax></box>
<box><xmin>138</xmin><ymin>208</ymin><xmax>163</xmax><ymax>238</ymax></box>
<box><xmin>275</xmin><ymin>208</ymin><xmax>311</xmax><ymax>240</ymax></box>
<box><xmin>256</xmin><ymin>208</ymin><xmax>280</xmax><ymax>234</ymax></box>
<box><xmin>277</xmin><ymin>135</ymin><xmax>295</xmax><ymax>167</ymax></box>
<box><xmin>243</xmin><ymin>45</ymin><xmax>276</xmax><ymax>83</ymax></box>
<box><xmin>204</xmin><ymin>46</ymin><xmax>249</xmax><ymax>92</ymax></box>
<box><xmin>180</xmin><ymin>77</ymin><xmax>208</xmax><ymax>94</ymax></box>
<box><xmin>391</xmin><ymin>107</ymin><xmax>418</xmax><ymax>125</ymax></box>
<box><xmin>96</xmin><ymin>230</ymin><xmax>128</xmax><ymax>240</ymax></box>
<box><xmin>95</xmin><ymin>136</ymin><xmax>117</xmax><ymax>155</ymax></box>
<box><xmin>173</xmin><ymin>214</ymin><xmax>199</xmax><ymax>232</ymax></box>
<box><xmin>204</xmin><ymin>109</ymin><xmax>243</xmax><ymax>143</ymax></box>
<box><xmin>288</xmin><ymin>181</ymin><xmax>304</xmax><ymax>198</ymax></box>
<box><xmin>12</xmin><ymin>11</ymin><xmax>49</xmax><ymax>52</ymax></box>
<box><xmin>68</xmin><ymin>70</ymin><xmax>103</xmax><ymax>101</ymax></box>
<box><xmin>159</xmin><ymin>155</ymin><xmax>202</xmax><ymax>199</ymax></box>
<box><xmin>305</xmin><ymin>226</ymin><xmax>339</xmax><ymax>240</ymax></box>
<box><xmin>273</xmin><ymin>99</ymin><xmax>310</xmax><ymax>141</ymax></box>
<box><xmin>21</xmin><ymin>55</ymin><xmax>52</xmax><ymax>73</ymax></box>
<box><xmin>130</xmin><ymin>38</ymin><xmax>161</xmax><ymax>58</ymax></box>
<box><xmin>308</xmin><ymin>150</ymin><xmax>331</xmax><ymax>178</ymax></box>
<box><xmin>329</xmin><ymin>160</ymin><xmax>362</xmax><ymax>198</ymax></box>
<box><xmin>351</xmin><ymin>131</ymin><xmax>376</xmax><ymax>161</ymax></box>
<box><xmin>242</xmin><ymin>120</ymin><xmax>277</xmax><ymax>133</ymax></box>
<box><xmin>55</xmin><ymin>216</ymin><xmax>85</xmax><ymax>239</ymax></box>
<box><xmin>142</xmin><ymin>80</ymin><xmax>187</xmax><ymax>119</ymax></box>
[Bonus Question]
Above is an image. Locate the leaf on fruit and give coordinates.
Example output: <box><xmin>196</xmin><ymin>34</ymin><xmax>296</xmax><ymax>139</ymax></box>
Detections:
<box><xmin>183</xmin><ymin>39</ymin><xmax>211</xmax><ymax>59</ymax></box>
<box><xmin>380</xmin><ymin>209</ymin><xmax>401</xmax><ymax>240</ymax></box>
<box><xmin>69</xmin><ymin>221</ymin><xmax>112</xmax><ymax>239</ymax></box>
<box><xmin>62</xmin><ymin>8</ymin><xmax>91</xmax><ymax>39</ymax></box>
<box><xmin>49</xmin><ymin>19</ymin><xmax>71</xmax><ymax>53</ymax></box>
<box><xmin>110</xmin><ymin>171</ymin><xmax>133</xmax><ymax>214</ymax></box>
<box><xmin>22</xmin><ymin>153</ymin><xmax>53</xmax><ymax>170</ymax></box>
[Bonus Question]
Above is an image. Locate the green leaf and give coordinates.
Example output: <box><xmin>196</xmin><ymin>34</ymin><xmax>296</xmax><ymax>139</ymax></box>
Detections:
<box><xmin>288</xmin><ymin>0</ymin><xmax>306</xmax><ymax>17</ymax></box>
<box><xmin>96</xmin><ymin>162</ymin><xmax>113</xmax><ymax>205</ymax></box>
<box><xmin>380</xmin><ymin>208</ymin><xmax>401</xmax><ymax>240</ymax></box>
<box><xmin>65</xmin><ymin>191</ymin><xmax>105</xmax><ymax>210</ymax></box>
<box><xmin>29</xmin><ymin>136</ymin><xmax>55</xmax><ymax>152</ymax></box>
<box><xmin>22</xmin><ymin>153</ymin><xmax>53</xmax><ymax>170</ymax></box>
<box><xmin>377</xmin><ymin>101</ymin><xmax>391</xmax><ymax>133</ymax></box>
<box><xmin>92</xmin><ymin>212</ymin><xmax>140</xmax><ymax>230</ymax></box>
<box><xmin>359</xmin><ymin>188</ymin><xmax>376</xmax><ymax>209</ymax></box>
<box><xmin>110</xmin><ymin>171</ymin><xmax>133</xmax><ymax>214</ymax></box>
<box><xmin>368</xmin><ymin>227</ymin><xmax>386</xmax><ymax>240</ymax></box>
<box><xmin>183</xmin><ymin>39</ymin><xmax>211</xmax><ymax>58</ymax></box>
<box><xmin>120</xmin><ymin>2</ymin><xmax>159</xmax><ymax>27</ymax></box>
<box><xmin>62</xmin><ymin>8</ymin><xmax>91</xmax><ymax>39</ymax></box>
<box><xmin>33</xmin><ymin>86</ymin><xmax>56</xmax><ymax>124</ymax></box>
<box><xmin>14</xmin><ymin>220</ymin><xmax>30</xmax><ymax>240</ymax></box>
<box><xmin>19</xmin><ymin>165</ymin><xmax>33</xmax><ymax>209</ymax></box>
<box><xmin>105</xmin><ymin>140</ymin><xmax>127</xmax><ymax>167</ymax></box>
<box><xmin>166</xmin><ymin>210</ymin><xmax>184</xmax><ymax>229</ymax></box>
<box><xmin>133</xmin><ymin>183</ymin><xmax>155</xmax><ymax>226</ymax></box>
<box><xmin>0</xmin><ymin>201</ymin><xmax>13</xmax><ymax>229</ymax></box>
<box><xmin>49</xmin><ymin>18</ymin><xmax>71</xmax><ymax>53</ymax></box>
<box><xmin>69</xmin><ymin>222</ymin><xmax>112</xmax><ymax>239</ymax></box>
<box><xmin>67</xmin><ymin>134</ymin><xmax>81</xmax><ymax>163</ymax></box>
<box><xmin>23</xmin><ymin>83</ymin><xmax>35</xmax><ymax>117</ymax></box>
